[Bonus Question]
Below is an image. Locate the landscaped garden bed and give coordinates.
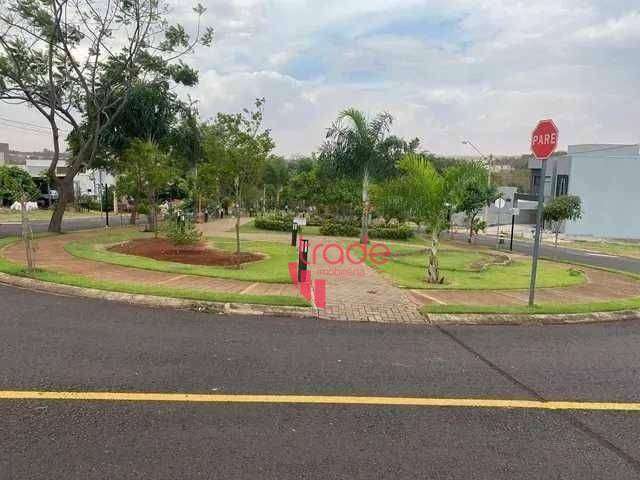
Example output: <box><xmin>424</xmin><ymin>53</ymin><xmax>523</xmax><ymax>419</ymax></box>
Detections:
<box><xmin>109</xmin><ymin>238</ymin><xmax>263</xmax><ymax>267</ymax></box>
<box><xmin>65</xmin><ymin>229</ymin><xmax>298</xmax><ymax>283</ymax></box>
<box><xmin>371</xmin><ymin>242</ymin><xmax>587</xmax><ymax>290</ymax></box>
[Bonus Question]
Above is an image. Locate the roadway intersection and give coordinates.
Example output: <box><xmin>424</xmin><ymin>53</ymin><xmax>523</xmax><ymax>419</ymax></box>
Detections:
<box><xmin>2</xmin><ymin>284</ymin><xmax>640</xmax><ymax>478</ymax></box>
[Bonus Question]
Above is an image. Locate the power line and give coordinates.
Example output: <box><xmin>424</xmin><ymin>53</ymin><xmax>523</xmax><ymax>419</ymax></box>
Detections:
<box><xmin>0</xmin><ymin>115</ymin><xmax>71</xmax><ymax>134</ymax></box>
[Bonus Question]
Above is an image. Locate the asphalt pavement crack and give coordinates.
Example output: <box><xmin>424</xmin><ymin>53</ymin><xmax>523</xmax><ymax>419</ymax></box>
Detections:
<box><xmin>435</xmin><ymin>324</ymin><xmax>640</xmax><ymax>474</ymax></box>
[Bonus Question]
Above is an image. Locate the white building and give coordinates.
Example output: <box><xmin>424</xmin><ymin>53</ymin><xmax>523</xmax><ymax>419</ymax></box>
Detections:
<box><xmin>0</xmin><ymin>142</ymin><xmax>115</xmax><ymax>199</ymax></box>
<box><xmin>564</xmin><ymin>144</ymin><xmax>640</xmax><ymax>239</ymax></box>
<box><xmin>528</xmin><ymin>144</ymin><xmax>640</xmax><ymax>239</ymax></box>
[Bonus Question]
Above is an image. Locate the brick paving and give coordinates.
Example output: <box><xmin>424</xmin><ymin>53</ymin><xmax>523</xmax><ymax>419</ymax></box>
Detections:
<box><xmin>3</xmin><ymin>218</ymin><xmax>639</xmax><ymax>324</ymax></box>
<box><xmin>3</xmin><ymin>219</ymin><xmax>299</xmax><ymax>299</ymax></box>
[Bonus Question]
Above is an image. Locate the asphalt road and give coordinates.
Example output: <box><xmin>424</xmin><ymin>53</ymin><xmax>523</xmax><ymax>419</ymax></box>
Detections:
<box><xmin>2</xmin><ymin>285</ymin><xmax>640</xmax><ymax>478</ymax></box>
<box><xmin>454</xmin><ymin>232</ymin><xmax>640</xmax><ymax>274</ymax></box>
<box><xmin>0</xmin><ymin>214</ymin><xmax>135</xmax><ymax>237</ymax></box>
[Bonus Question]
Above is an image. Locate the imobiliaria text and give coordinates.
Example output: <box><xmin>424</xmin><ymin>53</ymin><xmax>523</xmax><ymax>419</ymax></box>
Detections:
<box><xmin>288</xmin><ymin>238</ymin><xmax>392</xmax><ymax>309</ymax></box>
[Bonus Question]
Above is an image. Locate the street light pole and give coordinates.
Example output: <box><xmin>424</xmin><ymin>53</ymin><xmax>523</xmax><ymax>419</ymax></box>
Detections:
<box><xmin>462</xmin><ymin>140</ymin><xmax>493</xmax><ymax>186</ymax></box>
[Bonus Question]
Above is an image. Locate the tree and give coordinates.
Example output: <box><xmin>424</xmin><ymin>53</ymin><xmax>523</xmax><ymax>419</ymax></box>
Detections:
<box><xmin>544</xmin><ymin>195</ymin><xmax>583</xmax><ymax>246</ymax></box>
<box><xmin>263</xmin><ymin>155</ymin><xmax>288</xmax><ymax>210</ymax></box>
<box><xmin>0</xmin><ymin>0</ymin><xmax>213</xmax><ymax>232</ymax></box>
<box><xmin>117</xmin><ymin>139</ymin><xmax>174</xmax><ymax>236</ymax></box>
<box><xmin>203</xmin><ymin>98</ymin><xmax>274</xmax><ymax>253</ymax></box>
<box><xmin>0</xmin><ymin>166</ymin><xmax>39</xmax><ymax>270</ymax></box>
<box><xmin>448</xmin><ymin>161</ymin><xmax>498</xmax><ymax>243</ymax></box>
<box><xmin>102</xmin><ymin>81</ymin><xmax>182</xmax><ymax>224</ymax></box>
<box><xmin>0</xmin><ymin>166</ymin><xmax>38</xmax><ymax>205</ymax></box>
<box><xmin>323</xmin><ymin>109</ymin><xmax>395</xmax><ymax>244</ymax></box>
<box><xmin>375</xmin><ymin>154</ymin><xmax>458</xmax><ymax>284</ymax></box>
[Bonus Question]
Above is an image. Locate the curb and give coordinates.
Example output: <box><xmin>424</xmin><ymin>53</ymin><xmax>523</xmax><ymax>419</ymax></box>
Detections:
<box><xmin>0</xmin><ymin>273</ymin><xmax>316</xmax><ymax>319</ymax></box>
<box><xmin>424</xmin><ymin>310</ymin><xmax>640</xmax><ymax>326</ymax></box>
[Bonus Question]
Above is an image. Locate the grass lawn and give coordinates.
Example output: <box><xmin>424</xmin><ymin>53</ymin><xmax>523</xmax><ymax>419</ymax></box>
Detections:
<box><xmin>421</xmin><ymin>298</ymin><xmax>640</xmax><ymax>315</ymax></box>
<box><xmin>238</xmin><ymin>219</ymin><xmax>322</xmax><ymax>236</ymax></box>
<box><xmin>556</xmin><ymin>239</ymin><xmax>640</xmax><ymax>259</ymax></box>
<box><xmin>371</xmin><ymin>245</ymin><xmax>586</xmax><ymax>290</ymax></box>
<box><xmin>0</xmin><ymin>208</ymin><xmax>102</xmax><ymax>223</ymax></box>
<box><xmin>0</xmin><ymin>237</ymin><xmax>307</xmax><ymax>307</ymax></box>
<box><xmin>65</xmin><ymin>229</ymin><xmax>299</xmax><ymax>283</ymax></box>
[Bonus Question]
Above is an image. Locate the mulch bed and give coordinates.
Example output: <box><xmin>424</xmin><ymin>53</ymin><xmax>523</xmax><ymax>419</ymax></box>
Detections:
<box><xmin>109</xmin><ymin>238</ymin><xmax>263</xmax><ymax>267</ymax></box>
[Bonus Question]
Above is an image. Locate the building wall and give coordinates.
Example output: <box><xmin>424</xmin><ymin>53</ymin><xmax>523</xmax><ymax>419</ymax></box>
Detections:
<box><xmin>565</xmin><ymin>144</ymin><xmax>640</xmax><ymax>239</ymax></box>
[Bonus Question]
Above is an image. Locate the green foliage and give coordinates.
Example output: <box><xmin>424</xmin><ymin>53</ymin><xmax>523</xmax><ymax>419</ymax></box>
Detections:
<box><xmin>164</xmin><ymin>215</ymin><xmax>202</xmax><ymax>245</ymax></box>
<box><xmin>446</xmin><ymin>161</ymin><xmax>498</xmax><ymax>241</ymax></box>
<box><xmin>544</xmin><ymin>195</ymin><xmax>583</xmax><ymax>244</ymax></box>
<box><xmin>544</xmin><ymin>195</ymin><xmax>583</xmax><ymax>224</ymax></box>
<box><xmin>0</xmin><ymin>166</ymin><xmax>38</xmax><ymax>202</ymax></box>
<box><xmin>264</xmin><ymin>156</ymin><xmax>289</xmax><ymax>208</ymax></box>
<box><xmin>369</xmin><ymin>225</ymin><xmax>415</xmax><ymax>240</ymax></box>
<box><xmin>319</xmin><ymin>220</ymin><xmax>360</xmax><ymax>237</ymax></box>
<box><xmin>255</xmin><ymin>214</ymin><xmax>294</xmax><ymax>232</ymax></box>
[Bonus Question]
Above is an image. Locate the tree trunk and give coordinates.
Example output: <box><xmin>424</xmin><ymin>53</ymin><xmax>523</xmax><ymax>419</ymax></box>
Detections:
<box><xmin>555</xmin><ymin>230</ymin><xmax>559</xmax><ymax>247</ymax></box>
<box><xmin>468</xmin><ymin>214</ymin><xmax>475</xmax><ymax>243</ymax></box>
<box><xmin>48</xmin><ymin>175</ymin><xmax>74</xmax><ymax>233</ymax></box>
<box><xmin>360</xmin><ymin>168</ymin><xmax>370</xmax><ymax>245</ymax></box>
<box><xmin>20</xmin><ymin>196</ymin><xmax>34</xmax><ymax>272</ymax></box>
<box><xmin>427</xmin><ymin>229</ymin><xmax>441</xmax><ymax>284</ymax></box>
<box><xmin>129</xmin><ymin>200</ymin><xmax>138</xmax><ymax>225</ymax></box>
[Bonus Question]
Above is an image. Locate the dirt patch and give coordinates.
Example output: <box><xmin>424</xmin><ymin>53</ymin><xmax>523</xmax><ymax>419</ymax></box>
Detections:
<box><xmin>109</xmin><ymin>238</ymin><xmax>264</xmax><ymax>267</ymax></box>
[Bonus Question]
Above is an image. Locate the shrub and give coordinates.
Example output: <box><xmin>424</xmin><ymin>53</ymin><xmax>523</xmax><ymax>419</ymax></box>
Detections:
<box><xmin>164</xmin><ymin>216</ymin><xmax>202</xmax><ymax>245</ymax></box>
<box><xmin>369</xmin><ymin>224</ymin><xmax>414</xmax><ymax>240</ymax></box>
<box><xmin>254</xmin><ymin>214</ymin><xmax>294</xmax><ymax>231</ymax></box>
<box><xmin>319</xmin><ymin>220</ymin><xmax>360</xmax><ymax>237</ymax></box>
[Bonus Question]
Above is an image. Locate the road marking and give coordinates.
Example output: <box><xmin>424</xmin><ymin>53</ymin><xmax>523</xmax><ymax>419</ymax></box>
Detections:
<box><xmin>1</xmin><ymin>390</ymin><xmax>640</xmax><ymax>411</ymax></box>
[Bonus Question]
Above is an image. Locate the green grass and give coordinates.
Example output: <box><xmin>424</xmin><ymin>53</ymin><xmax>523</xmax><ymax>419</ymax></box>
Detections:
<box><xmin>0</xmin><ymin>208</ymin><xmax>102</xmax><ymax>223</ymax></box>
<box><xmin>371</xmin><ymin>246</ymin><xmax>586</xmax><ymax>290</ymax></box>
<box><xmin>0</xmin><ymin>237</ymin><xmax>308</xmax><ymax>307</ymax></box>
<box><xmin>557</xmin><ymin>239</ymin><xmax>640</xmax><ymax>259</ymax></box>
<box><xmin>238</xmin><ymin>219</ymin><xmax>322</xmax><ymax>236</ymax></box>
<box><xmin>421</xmin><ymin>298</ymin><xmax>640</xmax><ymax>315</ymax></box>
<box><xmin>65</xmin><ymin>229</ymin><xmax>299</xmax><ymax>283</ymax></box>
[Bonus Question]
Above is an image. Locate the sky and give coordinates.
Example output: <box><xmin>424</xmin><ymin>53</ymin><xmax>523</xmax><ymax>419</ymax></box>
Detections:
<box><xmin>1</xmin><ymin>0</ymin><xmax>639</xmax><ymax>157</ymax></box>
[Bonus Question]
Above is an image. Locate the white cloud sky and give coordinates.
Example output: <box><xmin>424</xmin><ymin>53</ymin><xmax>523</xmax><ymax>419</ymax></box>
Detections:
<box><xmin>1</xmin><ymin>0</ymin><xmax>639</xmax><ymax>157</ymax></box>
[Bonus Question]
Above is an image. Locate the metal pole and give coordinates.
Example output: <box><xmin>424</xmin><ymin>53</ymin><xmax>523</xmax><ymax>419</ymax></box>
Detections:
<box><xmin>528</xmin><ymin>160</ymin><xmax>547</xmax><ymax>307</ymax></box>
<box><xmin>510</xmin><ymin>213</ymin><xmax>516</xmax><ymax>252</ymax></box>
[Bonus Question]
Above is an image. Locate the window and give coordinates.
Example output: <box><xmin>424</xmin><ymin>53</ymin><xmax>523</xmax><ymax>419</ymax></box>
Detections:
<box><xmin>556</xmin><ymin>175</ymin><xmax>569</xmax><ymax>197</ymax></box>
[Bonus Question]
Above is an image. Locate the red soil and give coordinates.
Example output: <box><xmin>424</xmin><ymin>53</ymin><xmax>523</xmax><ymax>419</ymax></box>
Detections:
<box><xmin>109</xmin><ymin>238</ymin><xmax>263</xmax><ymax>267</ymax></box>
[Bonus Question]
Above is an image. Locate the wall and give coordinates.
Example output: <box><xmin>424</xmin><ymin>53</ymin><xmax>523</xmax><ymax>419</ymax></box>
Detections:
<box><xmin>565</xmin><ymin>145</ymin><xmax>640</xmax><ymax>239</ymax></box>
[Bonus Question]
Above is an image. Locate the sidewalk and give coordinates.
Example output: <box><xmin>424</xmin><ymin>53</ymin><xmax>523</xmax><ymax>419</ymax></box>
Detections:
<box><xmin>3</xmin><ymin>219</ymin><xmax>298</xmax><ymax>299</ymax></box>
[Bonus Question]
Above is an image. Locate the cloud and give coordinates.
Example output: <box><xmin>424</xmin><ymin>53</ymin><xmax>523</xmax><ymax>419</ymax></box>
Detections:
<box><xmin>2</xmin><ymin>0</ymin><xmax>639</xmax><ymax>157</ymax></box>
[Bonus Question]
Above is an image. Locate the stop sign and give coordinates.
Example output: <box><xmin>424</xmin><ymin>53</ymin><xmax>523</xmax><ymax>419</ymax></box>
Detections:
<box><xmin>530</xmin><ymin>119</ymin><xmax>559</xmax><ymax>160</ymax></box>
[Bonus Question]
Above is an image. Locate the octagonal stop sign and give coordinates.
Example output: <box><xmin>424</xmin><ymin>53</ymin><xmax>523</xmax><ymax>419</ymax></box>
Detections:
<box><xmin>531</xmin><ymin>119</ymin><xmax>559</xmax><ymax>160</ymax></box>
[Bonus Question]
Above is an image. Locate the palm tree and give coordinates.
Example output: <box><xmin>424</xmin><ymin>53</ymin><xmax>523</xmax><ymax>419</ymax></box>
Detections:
<box><xmin>325</xmin><ymin>109</ymin><xmax>393</xmax><ymax>244</ymax></box>
<box><xmin>376</xmin><ymin>154</ymin><xmax>458</xmax><ymax>284</ymax></box>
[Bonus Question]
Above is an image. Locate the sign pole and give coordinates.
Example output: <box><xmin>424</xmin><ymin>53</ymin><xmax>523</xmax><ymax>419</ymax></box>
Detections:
<box><xmin>528</xmin><ymin>160</ymin><xmax>547</xmax><ymax>307</ymax></box>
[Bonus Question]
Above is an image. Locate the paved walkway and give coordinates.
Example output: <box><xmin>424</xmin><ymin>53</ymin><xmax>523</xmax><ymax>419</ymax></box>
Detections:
<box><xmin>3</xmin><ymin>219</ymin><xmax>298</xmax><ymax>299</ymax></box>
<box><xmin>200</xmin><ymin>220</ymin><xmax>426</xmax><ymax>323</ymax></box>
<box><xmin>4</xmin><ymin>218</ymin><xmax>640</xmax><ymax>323</ymax></box>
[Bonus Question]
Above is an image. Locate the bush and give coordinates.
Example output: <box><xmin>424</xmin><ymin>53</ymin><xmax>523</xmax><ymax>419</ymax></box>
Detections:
<box><xmin>369</xmin><ymin>224</ymin><xmax>414</xmax><ymax>240</ymax></box>
<box><xmin>254</xmin><ymin>214</ymin><xmax>294</xmax><ymax>231</ymax></box>
<box><xmin>164</xmin><ymin>216</ymin><xmax>202</xmax><ymax>245</ymax></box>
<box><xmin>319</xmin><ymin>220</ymin><xmax>360</xmax><ymax>237</ymax></box>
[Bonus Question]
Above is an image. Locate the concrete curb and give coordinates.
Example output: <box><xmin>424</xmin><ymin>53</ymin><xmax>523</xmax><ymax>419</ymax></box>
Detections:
<box><xmin>0</xmin><ymin>272</ymin><xmax>316</xmax><ymax>319</ymax></box>
<box><xmin>425</xmin><ymin>310</ymin><xmax>640</xmax><ymax>326</ymax></box>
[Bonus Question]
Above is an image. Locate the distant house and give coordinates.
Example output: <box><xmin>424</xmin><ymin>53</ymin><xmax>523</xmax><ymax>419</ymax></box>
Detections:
<box><xmin>0</xmin><ymin>142</ymin><xmax>115</xmax><ymax>202</ymax></box>
<box><xmin>528</xmin><ymin>144</ymin><xmax>640</xmax><ymax>239</ymax></box>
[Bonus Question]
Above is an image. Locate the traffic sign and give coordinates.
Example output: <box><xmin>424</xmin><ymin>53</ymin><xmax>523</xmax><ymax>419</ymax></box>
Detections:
<box><xmin>528</xmin><ymin>119</ymin><xmax>559</xmax><ymax>307</ymax></box>
<box><xmin>494</xmin><ymin>198</ymin><xmax>506</xmax><ymax>209</ymax></box>
<box><xmin>531</xmin><ymin>119</ymin><xmax>559</xmax><ymax>160</ymax></box>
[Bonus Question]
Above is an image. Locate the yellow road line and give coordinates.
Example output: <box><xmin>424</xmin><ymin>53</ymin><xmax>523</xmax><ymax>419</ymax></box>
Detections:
<box><xmin>0</xmin><ymin>391</ymin><xmax>639</xmax><ymax>411</ymax></box>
